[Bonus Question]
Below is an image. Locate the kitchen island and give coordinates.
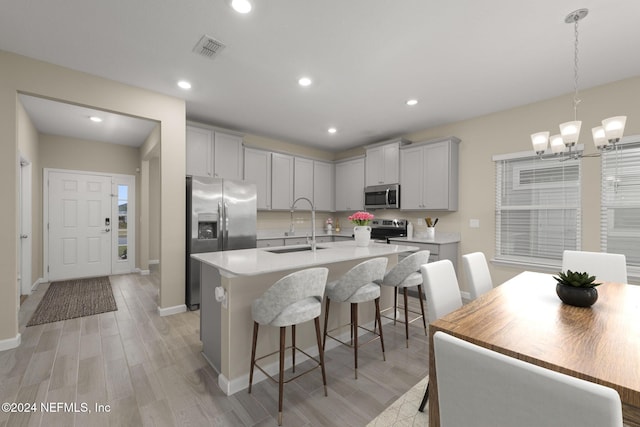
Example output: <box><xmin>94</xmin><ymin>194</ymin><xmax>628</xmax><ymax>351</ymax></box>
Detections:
<box><xmin>192</xmin><ymin>240</ymin><xmax>418</xmax><ymax>395</ymax></box>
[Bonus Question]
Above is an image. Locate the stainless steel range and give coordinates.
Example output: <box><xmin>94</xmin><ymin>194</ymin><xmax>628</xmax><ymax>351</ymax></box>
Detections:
<box><xmin>370</xmin><ymin>219</ymin><xmax>408</xmax><ymax>243</ymax></box>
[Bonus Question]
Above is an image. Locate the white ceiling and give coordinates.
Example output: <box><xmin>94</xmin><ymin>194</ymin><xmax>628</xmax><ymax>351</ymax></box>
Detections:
<box><xmin>2</xmin><ymin>0</ymin><xmax>640</xmax><ymax>151</ymax></box>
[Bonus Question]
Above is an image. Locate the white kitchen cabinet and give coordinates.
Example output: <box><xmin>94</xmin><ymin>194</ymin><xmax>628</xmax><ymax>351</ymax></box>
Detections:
<box><xmin>294</xmin><ymin>157</ymin><xmax>314</xmax><ymax>202</ymax></box>
<box><xmin>400</xmin><ymin>137</ymin><xmax>460</xmax><ymax>211</ymax></box>
<box><xmin>244</xmin><ymin>147</ymin><xmax>272</xmax><ymax>210</ymax></box>
<box><xmin>313</xmin><ymin>160</ymin><xmax>335</xmax><ymax>212</ymax></box>
<box><xmin>335</xmin><ymin>157</ymin><xmax>365</xmax><ymax>211</ymax></box>
<box><xmin>186</xmin><ymin>124</ymin><xmax>243</xmax><ymax>180</ymax></box>
<box><xmin>365</xmin><ymin>140</ymin><xmax>400</xmax><ymax>186</ymax></box>
<box><xmin>271</xmin><ymin>153</ymin><xmax>294</xmax><ymax>210</ymax></box>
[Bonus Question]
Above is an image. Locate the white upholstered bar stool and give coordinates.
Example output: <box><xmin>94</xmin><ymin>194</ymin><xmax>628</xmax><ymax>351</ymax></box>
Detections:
<box><xmin>562</xmin><ymin>250</ymin><xmax>628</xmax><ymax>283</ymax></box>
<box><xmin>379</xmin><ymin>250</ymin><xmax>430</xmax><ymax>347</ymax></box>
<box><xmin>433</xmin><ymin>331</ymin><xmax>623</xmax><ymax>427</ymax></box>
<box><xmin>462</xmin><ymin>252</ymin><xmax>493</xmax><ymax>300</ymax></box>
<box><xmin>248</xmin><ymin>267</ymin><xmax>329</xmax><ymax>426</ymax></box>
<box><xmin>323</xmin><ymin>257</ymin><xmax>388</xmax><ymax>379</ymax></box>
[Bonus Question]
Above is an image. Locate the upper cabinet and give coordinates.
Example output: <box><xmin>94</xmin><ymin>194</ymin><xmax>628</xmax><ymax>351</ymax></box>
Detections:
<box><xmin>314</xmin><ymin>160</ymin><xmax>335</xmax><ymax>212</ymax></box>
<box><xmin>271</xmin><ymin>153</ymin><xmax>295</xmax><ymax>210</ymax></box>
<box><xmin>335</xmin><ymin>157</ymin><xmax>365</xmax><ymax>211</ymax></box>
<box><xmin>294</xmin><ymin>157</ymin><xmax>314</xmax><ymax>202</ymax></box>
<box><xmin>186</xmin><ymin>124</ymin><xmax>243</xmax><ymax>180</ymax></box>
<box><xmin>365</xmin><ymin>139</ymin><xmax>403</xmax><ymax>186</ymax></box>
<box><xmin>244</xmin><ymin>147</ymin><xmax>272</xmax><ymax>210</ymax></box>
<box><xmin>400</xmin><ymin>137</ymin><xmax>460</xmax><ymax>211</ymax></box>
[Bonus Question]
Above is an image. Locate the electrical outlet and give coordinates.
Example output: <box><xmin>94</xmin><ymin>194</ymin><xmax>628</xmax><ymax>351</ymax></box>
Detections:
<box><xmin>418</xmin><ymin>218</ymin><xmax>425</xmax><ymax>226</ymax></box>
<box><xmin>469</xmin><ymin>219</ymin><xmax>480</xmax><ymax>228</ymax></box>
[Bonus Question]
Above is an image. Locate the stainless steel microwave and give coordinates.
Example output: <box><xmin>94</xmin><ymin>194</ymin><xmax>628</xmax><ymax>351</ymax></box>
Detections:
<box><xmin>364</xmin><ymin>184</ymin><xmax>400</xmax><ymax>209</ymax></box>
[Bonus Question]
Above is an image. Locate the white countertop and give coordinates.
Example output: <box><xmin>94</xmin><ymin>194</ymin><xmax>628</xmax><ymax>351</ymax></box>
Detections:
<box><xmin>388</xmin><ymin>232</ymin><xmax>461</xmax><ymax>245</ymax></box>
<box><xmin>191</xmin><ymin>240</ymin><xmax>419</xmax><ymax>277</ymax></box>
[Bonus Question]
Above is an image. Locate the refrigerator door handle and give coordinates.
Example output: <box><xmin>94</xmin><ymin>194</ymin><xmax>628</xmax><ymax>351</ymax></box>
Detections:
<box><xmin>223</xmin><ymin>202</ymin><xmax>230</xmax><ymax>249</ymax></box>
<box><xmin>217</xmin><ymin>202</ymin><xmax>224</xmax><ymax>251</ymax></box>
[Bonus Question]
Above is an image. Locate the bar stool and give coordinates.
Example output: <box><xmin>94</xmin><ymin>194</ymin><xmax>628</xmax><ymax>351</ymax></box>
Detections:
<box><xmin>323</xmin><ymin>257</ymin><xmax>388</xmax><ymax>379</ymax></box>
<box><xmin>378</xmin><ymin>250</ymin><xmax>430</xmax><ymax>347</ymax></box>
<box><xmin>248</xmin><ymin>267</ymin><xmax>329</xmax><ymax>426</ymax></box>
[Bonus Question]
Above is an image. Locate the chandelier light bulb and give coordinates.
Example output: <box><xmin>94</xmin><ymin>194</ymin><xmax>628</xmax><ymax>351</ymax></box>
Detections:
<box><xmin>550</xmin><ymin>134</ymin><xmax>566</xmax><ymax>154</ymax></box>
<box><xmin>531</xmin><ymin>131</ymin><xmax>549</xmax><ymax>154</ymax></box>
<box><xmin>591</xmin><ymin>126</ymin><xmax>608</xmax><ymax>149</ymax></box>
<box><xmin>559</xmin><ymin>121</ymin><xmax>582</xmax><ymax>146</ymax></box>
<box><xmin>602</xmin><ymin>116</ymin><xmax>627</xmax><ymax>142</ymax></box>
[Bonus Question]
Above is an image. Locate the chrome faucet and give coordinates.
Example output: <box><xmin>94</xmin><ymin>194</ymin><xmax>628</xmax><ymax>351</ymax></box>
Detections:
<box><xmin>291</xmin><ymin>197</ymin><xmax>316</xmax><ymax>251</ymax></box>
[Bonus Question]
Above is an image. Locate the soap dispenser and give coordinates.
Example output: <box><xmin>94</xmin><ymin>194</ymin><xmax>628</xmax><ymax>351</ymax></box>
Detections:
<box><xmin>407</xmin><ymin>221</ymin><xmax>414</xmax><ymax>239</ymax></box>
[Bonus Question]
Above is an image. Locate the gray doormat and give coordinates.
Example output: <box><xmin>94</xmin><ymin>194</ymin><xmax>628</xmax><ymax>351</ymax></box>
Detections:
<box><xmin>27</xmin><ymin>276</ymin><xmax>117</xmax><ymax>326</ymax></box>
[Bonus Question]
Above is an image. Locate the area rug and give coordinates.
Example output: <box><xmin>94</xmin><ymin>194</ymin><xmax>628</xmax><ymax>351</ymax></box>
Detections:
<box><xmin>26</xmin><ymin>276</ymin><xmax>117</xmax><ymax>326</ymax></box>
<box><xmin>367</xmin><ymin>376</ymin><xmax>429</xmax><ymax>426</ymax></box>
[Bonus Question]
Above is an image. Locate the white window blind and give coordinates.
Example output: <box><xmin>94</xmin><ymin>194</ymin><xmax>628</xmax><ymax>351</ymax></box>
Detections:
<box><xmin>495</xmin><ymin>155</ymin><xmax>581</xmax><ymax>265</ymax></box>
<box><xmin>601</xmin><ymin>139</ymin><xmax>640</xmax><ymax>267</ymax></box>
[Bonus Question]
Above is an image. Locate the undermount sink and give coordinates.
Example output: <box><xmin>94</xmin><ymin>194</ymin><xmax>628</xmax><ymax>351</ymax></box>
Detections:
<box><xmin>264</xmin><ymin>245</ymin><xmax>326</xmax><ymax>254</ymax></box>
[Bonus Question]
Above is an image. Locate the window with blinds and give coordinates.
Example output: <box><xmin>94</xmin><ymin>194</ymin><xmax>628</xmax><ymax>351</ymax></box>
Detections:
<box><xmin>601</xmin><ymin>139</ymin><xmax>640</xmax><ymax>267</ymax></box>
<box><xmin>495</xmin><ymin>155</ymin><xmax>581</xmax><ymax>265</ymax></box>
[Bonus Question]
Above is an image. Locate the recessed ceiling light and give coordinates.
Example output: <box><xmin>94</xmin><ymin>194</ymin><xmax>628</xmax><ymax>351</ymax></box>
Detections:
<box><xmin>89</xmin><ymin>116</ymin><xmax>103</xmax><ymax>123</ymax></box>
<box><xmin>406</xmin><ymin>99</ymin><xmax>418</xmax><ymax>106</ymax></box>
<box><xmin>298</xmin><ymin>77</ymin><xmax>312</xmax><ymax>87</ymax></box>
<box><xmin>177</xmin><ymin>80</ymin><xmax>192</xmax><ymax>89</ymax></box>
<box><xmin>328</xmin><ymin>127</ymin><xmax>337</xmax><ymax>134</ymax></box>
<box><xmin>231</xmin><ymin>0</ymin><xmax>252</xmax><ymax>13</ymax></box>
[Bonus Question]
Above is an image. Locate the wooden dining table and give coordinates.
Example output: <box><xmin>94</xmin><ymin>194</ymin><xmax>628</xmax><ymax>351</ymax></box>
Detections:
<box><xmin>428</xmin><ymin>271</ymin><xmax>640</xmax><ymax>427</ymax></box>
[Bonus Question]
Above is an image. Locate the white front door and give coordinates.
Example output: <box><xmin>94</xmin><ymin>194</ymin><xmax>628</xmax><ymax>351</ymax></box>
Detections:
<box><xmin>48</xmin><ymin>171</ymin><xmax>112</xmax><ymax>280</ymax></box>
<box><xmin>19</xmin><ymin>157</ymin><xmax>32</xmax><ymax>295</ymax></box>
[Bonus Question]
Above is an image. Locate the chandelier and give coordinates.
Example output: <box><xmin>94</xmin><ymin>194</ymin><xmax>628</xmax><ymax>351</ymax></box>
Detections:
<box><xmin>530</xmin><ymin>8</ymin><xmax>627</xmax><ymax>158</ymax></box>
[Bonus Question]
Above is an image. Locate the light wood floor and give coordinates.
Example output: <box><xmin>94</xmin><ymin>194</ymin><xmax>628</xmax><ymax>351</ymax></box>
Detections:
<box><xmin>2</xmin><ymin>268</ymin><xmax>429</xmax><ymax>427</ymax></box>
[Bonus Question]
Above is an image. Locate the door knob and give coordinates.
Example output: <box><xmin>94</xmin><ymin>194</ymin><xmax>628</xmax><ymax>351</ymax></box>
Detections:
<box><xmin>102</xmin><ymin>228</ymin><xmax>111</xmax><ymax>232</ymax></box>
<box><xmin>20</xmin><ymin>234</ymin><xmax>28</xmax><ymax>239</ymax></box>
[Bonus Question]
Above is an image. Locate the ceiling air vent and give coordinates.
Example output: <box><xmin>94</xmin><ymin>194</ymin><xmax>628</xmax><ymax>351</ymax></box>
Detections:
<box><xmin>193</xmin><ymin>34</ymin><xmax>226</xmax><ymax>59</ymax></box>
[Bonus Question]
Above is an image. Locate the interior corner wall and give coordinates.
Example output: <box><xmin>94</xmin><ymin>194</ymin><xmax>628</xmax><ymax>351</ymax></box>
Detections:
<box><xmin>0</xmin><ymin>50</ymin><xmax>186</xmax><ymax>345</ymax></box>
<box><xmin>17</xmin><ymin>98</ymin><xmax>41</xmax><ymax>290</ymax></box>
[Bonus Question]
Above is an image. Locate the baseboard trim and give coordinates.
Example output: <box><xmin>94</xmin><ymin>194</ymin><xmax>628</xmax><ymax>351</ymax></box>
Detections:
<box><xmin>157</xmin><ymin>304</ymin><xmax>187</xmax><ymax>317</ymax></box>
<box><xmin>30</xmin><ymin>278</ymin><xmax>44</xmax><ymax>293</ymax></box>
<box><xmin>137</xmin><ymin>269</ymin><xmax>151</xmax><ymax>276</ymax></box>
<box><xmin>0</xmin><ymin>333</ymin><xmax>21</xmax><ymax>352</ymax></box>
<box><xmin>149</xmin><ymin>259</ymin><xmax>160</xmax><ymax>265</ymax></box>
<box><xmin>216</xmin><ymin>317</ymin><xmax>392</xmax><ymax>395</ymax></box>
<box><xmin>460</xmin><ymin>291</ymin><xmax>471</xmax><ymax>301</ymax></box>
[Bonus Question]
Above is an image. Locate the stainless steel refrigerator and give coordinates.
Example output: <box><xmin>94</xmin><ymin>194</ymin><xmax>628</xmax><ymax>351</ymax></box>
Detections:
<box><xmin>186</xmin><ymin>176</ymin><xmax>257</xmax><ymax>310</ymax></box>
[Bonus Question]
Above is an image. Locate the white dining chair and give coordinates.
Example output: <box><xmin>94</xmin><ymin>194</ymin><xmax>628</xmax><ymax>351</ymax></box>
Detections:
<box><xmin>433</xmin><ymin>331</ymin><xmax>623</xmax><ymax>427</ymax></box>
<box><xmin>562</xmin><ymin>250</ymin><xmax>628</xmax><ymax>283</ymax></box>
<box><xmin>462</xmin><ymin>252</ymin><xmax>493</xmax><ymax>300</ymax></box>
<box><xmin>418</xmin><ymin>259</ymin><xmax>463</xmax><ymax>412</ymax></box>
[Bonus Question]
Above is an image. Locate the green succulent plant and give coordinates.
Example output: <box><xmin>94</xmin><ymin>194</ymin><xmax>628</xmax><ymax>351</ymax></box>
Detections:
<box><xmin>553</xmin><ymin>270</ymin><xmax>602</xmax><ymax>288</ymax></box>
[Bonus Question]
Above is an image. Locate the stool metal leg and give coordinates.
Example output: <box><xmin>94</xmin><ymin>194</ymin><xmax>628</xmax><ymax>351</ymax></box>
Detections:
<box><xmin>314</xmin><ymin>317</ymin><xmax>328</xmax><ymax>396</ymax></box>
<box><xmin>278</xmin><ymin>326</ymin><xmax>285</xmax><ymax>426</ymax></box>
<box><xmin>394</xmin><ymin>288</ymin><xmax>398</xmax><ymax>325</ymax></box>
<box><xmin>291</xmin><ymin>324</ymin><xmax>296</xmax><ymax>373</ymax></box>
<box><xmin>417</xmin><ymin>284</ymin><xmax>428</xmax><ymax>335</ymax></box>
<box><xmin>248</xmin><ymin>322</ymin><xmax>259</xmax><ymax>394</ymax></box>
<box><xmin>403</xmin><ymin>288</ymin><xmax>410</xmax><ymax>348</ymax></box>
<box><xmin>352</xmin><ymin>302</ymin><xmax>358</xmax><ymax>379</ymax></box>
<box><xmin>322</xmin><ymin>299</ymin><xmax>331</xmax><ymax>351</ymax></box>
<box><xmin>375</xmin><ymin>297</ymin><xmax>386</xmax><ymax>361</ymax></box>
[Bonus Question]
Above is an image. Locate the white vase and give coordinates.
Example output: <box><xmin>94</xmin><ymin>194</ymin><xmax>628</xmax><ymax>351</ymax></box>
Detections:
<box><xmin>354</xmin><ymin>225</ymin><xmax>371</xmax><ymax>247</ymax></box>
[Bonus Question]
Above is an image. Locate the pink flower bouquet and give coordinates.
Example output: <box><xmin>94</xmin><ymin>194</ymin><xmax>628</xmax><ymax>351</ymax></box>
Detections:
<box><xmin>348</xmin><ymin>211</ymin><xmax>375</xmax><ymax>226</ymax></box>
